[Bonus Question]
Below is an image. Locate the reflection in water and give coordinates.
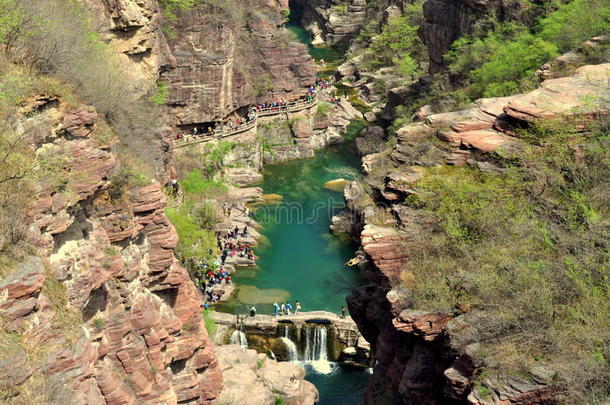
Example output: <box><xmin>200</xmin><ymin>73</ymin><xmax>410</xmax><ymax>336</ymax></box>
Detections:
<box><xmin>235</xmin><ymin>285</ymin><xmax>290</xmax><ymax>304</ymax></box>
<box><xmin>219</xmin><ymin>122</ymin><xmax>368</xmax><ymax>316</ymax></box>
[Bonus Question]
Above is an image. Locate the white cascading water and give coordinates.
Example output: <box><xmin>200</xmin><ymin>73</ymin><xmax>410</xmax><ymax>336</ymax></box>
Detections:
<box><xmin>280</xmin><ymin>337</ymin><xmax>299</xmax><ymax>361</ymax></box>
<box><xmin>281</xmin><ymin>324</ymin><xmax>299</xmax><ymax>362</ymax></box>
<box><xmin>229</xmin><ymin>330</ymin><xmax>248</xmax><ymax>347</ymax></box>
<box><xmin>303</xmin><ymin>324</ymin><xmax>333</xmax><ymax>374</ymax></box>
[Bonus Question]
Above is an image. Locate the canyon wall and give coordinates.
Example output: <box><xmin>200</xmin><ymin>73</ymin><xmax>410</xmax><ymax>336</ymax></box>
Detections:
<box><xmin>83</xmin><ymin>0</ymin><xmax>175</xmax><ymax>98</ymax></box>
<box><xmin>342</xmin><ymin>63</ymin><xmax>610</xmax><ymax>404</ymax></box>
<box><xmin>1</xmin><ymin>98</ymin><xmax>222</xmax><ymax>404</ymax></box>
<box><xmin>1</xmin><ymin>1</ymin><xmax>321</xmax><ymax>403</ymax></box>
<box><xmin>163</xmin><ymin>0</ymin><xmax>317</xmax><ymax>126</ymax></box>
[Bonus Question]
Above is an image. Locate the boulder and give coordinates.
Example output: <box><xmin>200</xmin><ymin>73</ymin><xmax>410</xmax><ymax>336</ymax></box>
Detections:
<box><xmin>338</xmin><ymin>98</ymin><xmax>364</xmax><ymax>120</ymax></box>
<box><xmin>291</xmin><ymin>120</ymin><xmax>314</xmax><ymax>139</ymax></box>
<box><xmin>354</xmin><ymin>126</ymin><xmax>386</xmax><ymax>156</ymax></box>
<box><xmin>336</xmin><ymin>60</ymin><xmax>356</xmax><ymax>78</ymax></box>
<box><xmin>323</xmin><ymin>178</ymin><xmax>350</xmax><ymax>192</ymax></box>
<box><xmin>215</xmin><ymin>345</ymin><xmax>318</xmax><ymax>405</ymax></box>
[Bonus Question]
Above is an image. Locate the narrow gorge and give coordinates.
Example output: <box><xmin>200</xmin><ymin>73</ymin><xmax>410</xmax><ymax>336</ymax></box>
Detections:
<box><xmin>0</xmin><ymin>1</ymin><xmax>608</xmax><ymax>405</ymax></box>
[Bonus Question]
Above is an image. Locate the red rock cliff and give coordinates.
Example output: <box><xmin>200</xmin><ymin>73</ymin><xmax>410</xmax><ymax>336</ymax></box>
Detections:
<box><xmin>163</xmin><ymin>0</ymin><xmax>317</xmax><ymax>126</ymax></box>
<box><xmin>0</xmin><ymin>99</ymin><xmax>222</xmax><ymax>404</ymax></box>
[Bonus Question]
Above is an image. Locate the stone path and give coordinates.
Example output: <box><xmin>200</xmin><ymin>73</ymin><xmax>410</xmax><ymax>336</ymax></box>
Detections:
<box><xmin>210</xmin><ymin>310</ymin><xmax>359</xmax><ymax>334</ymax></box>
<box><xmin>204</xmin><ymin>185</ymin><xmax>264</xmax><ymax>304</ymax></box>
<box><xmin>175</xmin><ymin>97</ymin><xmax>319</xmax><ymax>148</ymax></box>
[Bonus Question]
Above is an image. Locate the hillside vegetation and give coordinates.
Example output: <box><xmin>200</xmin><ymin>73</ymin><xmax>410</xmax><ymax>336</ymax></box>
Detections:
<box><xmin>353</xmin><ymin>0</ymin><xmax>610</xmax><ymax>402</ymax></box>
<box><xmin>356</xmin><ymin>0</ymin><xmax>609</xmax><ymax>117</ymax></box>
<box><xmin>0</xmin><ymin>0</ymin><xmax>169</xmax><ymax>267</ymax></box>
<box><xmin>402</xmin><ymin>115</ymin><xmax>609</xmax><ymax>402</ymax></box>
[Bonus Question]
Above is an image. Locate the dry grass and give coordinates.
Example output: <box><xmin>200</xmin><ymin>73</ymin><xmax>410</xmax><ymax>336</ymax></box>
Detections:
<box><xmin>395</xmin><ymin>121</ymin><xmax>610</xmax><ymax>401</ymax></box>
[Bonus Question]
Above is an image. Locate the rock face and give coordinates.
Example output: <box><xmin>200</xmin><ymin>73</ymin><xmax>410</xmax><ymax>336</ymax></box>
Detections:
<box><xmin>2</xmin><ymin>99</ymin><xmax>222</xmax><ymax>404</ymax></box>
<box><xmin>354</xmin><ymin>125</ymin><xmax>386</xmax><ymax>155</ymax></box>
<box><xmin>389</xmin><ymin>63</ymin><xmax>610</xmax><ymax>168</ymax></box>
<box><xmin>292</xmin><ymin>0</ymin><xmax>368</xmax><ymax>47</ymax></box>
<box><xmin>419</xmin><ymin>0</ymin><xmax>532</xmax><ymax>72</ymax></box>
<box><xmin>215</xmin><ymin>345</ymin><xmax>318</xmax><ymax>405</ymax></box>
<box><xmin>163</xmin><ymin>0</ymin><xmax>316</xmax><ymax>126</ymax></box>
<box><xmin>344</xmin><ymin>64</ymin><xmax>610</xmax><ymax>404</ymax></box>
<box><xmin>83</xmin><ymin>0</ymin><xmax>174</xmax><ymax>97</ymax></box>
<box><xmin>258</xmin><ymin>99</ymin><xmax>355</xmax><ymax>164</ymax></box>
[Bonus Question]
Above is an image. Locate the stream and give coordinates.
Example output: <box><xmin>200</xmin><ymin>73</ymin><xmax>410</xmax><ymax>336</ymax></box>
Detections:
<box><xmin>217</xmin><ymin>123</ymin><xmax>371</xmax><ymax>404</ymax></box>
<box><xmin>217</xmin><ymin>5</ymin><xmax>371</xmax><ymax>403</ymax></box>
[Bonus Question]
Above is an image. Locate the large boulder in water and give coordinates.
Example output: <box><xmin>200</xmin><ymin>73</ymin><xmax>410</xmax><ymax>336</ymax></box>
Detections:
<box><xmin>355</xmin><ymin>126</ymin><xmax>386</xmax><ymax>156</ymax></box>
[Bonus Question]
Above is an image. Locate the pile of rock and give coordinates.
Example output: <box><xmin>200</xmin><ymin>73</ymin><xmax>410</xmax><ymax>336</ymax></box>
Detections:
<box><xmin>215</xmin><ymin>345</ymin><xmax>318</xmax><ymax>405</ymax></box>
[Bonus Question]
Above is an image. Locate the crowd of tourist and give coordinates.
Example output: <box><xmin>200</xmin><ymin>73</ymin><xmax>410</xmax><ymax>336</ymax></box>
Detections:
<box><xmin>176</xmin><ymin>77</ymin><xmax>336</xmax><ymax>142</ymax></box>
<box><xmin>272</xmin><ymin>301</ymin><xmax>302</xmax><ymax>316</ymax></box>
<box><xmin>218</xmin><ymin>226</ymin><xmax>255</xmax><ymax>264</ymax></box>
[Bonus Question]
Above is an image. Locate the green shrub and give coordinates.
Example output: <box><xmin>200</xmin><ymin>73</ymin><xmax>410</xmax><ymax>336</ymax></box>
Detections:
<box><xmin>316</xmin><ymin>102</ymin><xmax>331</xmax><ymax>117</ymax></box>
<box><xmin>92</xmin><ymin>318</ymin><xmax>104</xmax><ymax>331</ymax></box>
<box><xmin>400</xmin><ymin>118</ymin><xmax>609</xmax><ymax>402</ymax></box>
<box><xmin>181</xmin><ymin>169</ymin><xmax>227</xmax><ymax>196</ymax></box>
<box><xmin>332</xmin><ymin>4</ymin><xmax>348</xmax><ymax>15</ymax></box>
<box><xmin>200</xmin><ymin>309</ymin><xmax>217</xmax><ymax>337</ymax></box>
<box><xmin>148</xmin><ymin>82</ymin><xmax>169</xmax><ymax>105</ymax></box>
<box><xmin>446</xmin><ymin>0</ymin><xmax>610</xmax><ymax>99</ymax></box>
<box><xmin>166</xmin><ymin>203</ymin><xmax>217</xmax><ymax>264</ymax></box>
<box><xmin>447</xmin><ymin>22</ymin><xmax>559</xmax><ymax>98</ymax></box>
<box><xmin>470</xmin><ymin>33</ymin><xmax>558</xmax><ymax>97</ymax></box>
<box><xmin>368</xmin><ymin>16</ymin><xmax>420</xmax><ymax>69</ymax></box>
<box><xmin>159</xmin><ymin>0</ymin><xmax>196</xmax><ymax>20</ymax></box>
<box><xmin>538</xmin><ymin>0</ymin><xmax>610</xmax><ymax>52</ymax></box>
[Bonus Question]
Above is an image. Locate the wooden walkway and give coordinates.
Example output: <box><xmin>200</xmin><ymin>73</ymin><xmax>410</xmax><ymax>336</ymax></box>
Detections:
<box><xmin>175</xmin><ymin>98</ymin><xmax>318</xmax><ymax>149</ymax></box>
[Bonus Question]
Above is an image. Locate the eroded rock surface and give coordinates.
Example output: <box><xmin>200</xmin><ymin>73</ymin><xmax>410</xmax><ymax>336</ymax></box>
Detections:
<box><xmin>164</xmin><ymin>0</ymin><xmax>316</xmax><ymax>126</ymax></box>
<box><xmin>345</xmin><ymin>64</ymin><xmax>610</xmax><ymax>405</ymax></box>
<box><xmin>216</xmin><ymin>345</ymin><xmax>318</xmax><ymax>405</ymax></box>
<box><xmin>2</xmin><ymin>100</ymin><xmax>222</xmax><ymax>404</ymax></box>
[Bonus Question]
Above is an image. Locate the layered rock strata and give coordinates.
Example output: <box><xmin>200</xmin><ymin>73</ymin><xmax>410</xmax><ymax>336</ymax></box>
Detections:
<box><xmin>83</xmin><ymin>0</ymin><xmax>175</xmax><ymax>97</ymax></box>
<box><xmin>344</xmin><ymin>64</ymin><xmax>610</xmax><ymax>404</ymax></box>
<box><xmin>292</xmin><ymin>0</ymin><xmax>368</xmax><ymax>47</ymax></box>
<box><xmin>1</xmin><ymin>98</ymin><xmax>222</xmax><ymax>404</ymax></box>
<box><xmin>163</xmin><ymin>0</ymin><xmax>317</xmax><ymax>126</ymax></box>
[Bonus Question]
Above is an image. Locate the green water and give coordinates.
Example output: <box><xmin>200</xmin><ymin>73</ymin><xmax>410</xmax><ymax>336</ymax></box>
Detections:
<box><xmin>216</xmin><ymin>121</ymin><xmax>371</xmax><ymax>404</ymax></box>
<box><xmin>286</xmin><ymin>2</ymin><xmax>340</xmax><ymax>64</ymax></box>
<box><xmin>218</xmin><ymin>7</ymin><xmax>371</xmax><ymax>403</ymax></box>
<box><xmin>218</xmin><ymin>122</ymin><xmax>366</xmax><ymax>315</ymax></box>
<box><xmin>305</xmin><ymin>364</ymin><xmax>371</xmax><ymax>405</ymax></box>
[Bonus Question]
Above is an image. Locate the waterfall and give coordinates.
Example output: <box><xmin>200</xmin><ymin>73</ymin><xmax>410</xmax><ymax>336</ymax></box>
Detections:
<box><xmin>280</xmin><ymin>324</ymin><xmax>298</xmax><ymax>362</ymax></box>
<box><xmin>302</xmin><ymin>325</ymin><xmax>333</xmax><ymax>374</ymax></box>
<box><xmin>280</xmin><ymin>337</ymin><xmax>299</xmax><ymax>362</ymax></box>
<box><xmin>229</xmin><ymin>330</ymin><xmax>248</xmax><ymax>347</ymax></box>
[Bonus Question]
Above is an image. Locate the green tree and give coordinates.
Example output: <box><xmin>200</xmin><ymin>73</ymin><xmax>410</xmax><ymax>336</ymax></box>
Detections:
<box><xmin>538</xmin><ymin>0</ymin><xmax>610</xmax><ymax>52</ymax></box>
<box><xmin>148</xmin><ymin>82</ymin><xmax>169</xmax><ymax>105</ymax></box>
<box><xmin>159</xmin><ymin>0</ymin><xmax>196</xmax><ymax>20</ymax></box>
<box><xmin>470</xmin><ymin>34</ymin><xmax>558</xmax><ymax>97</ymax></box>
<box><xmin>369</xmin><ymin>16</ymin><xmax>419</xmax><ymax>68</ymax></box>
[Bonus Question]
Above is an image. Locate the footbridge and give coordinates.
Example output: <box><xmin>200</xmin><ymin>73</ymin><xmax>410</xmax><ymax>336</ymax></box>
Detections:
<box><xmin>175</xmin><ymin>98</ymin><xmax>318</xmax><ymax>149</ymax></box>
<box><xmin>209</xmin><ymin>310</ymin><xmax>363</xmax><ymax>348</ymax></box>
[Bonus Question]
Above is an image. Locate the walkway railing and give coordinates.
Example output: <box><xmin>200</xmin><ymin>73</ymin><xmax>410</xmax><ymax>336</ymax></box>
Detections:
<box><xmin>257</xmin><ymin>98</ymin><xmax>318</xmax><ymax>117</ymax></box>
<box><xmin>175</xmin><ymin>97</ymin><xmax>318</xmax><ymax>149</ymax></box>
